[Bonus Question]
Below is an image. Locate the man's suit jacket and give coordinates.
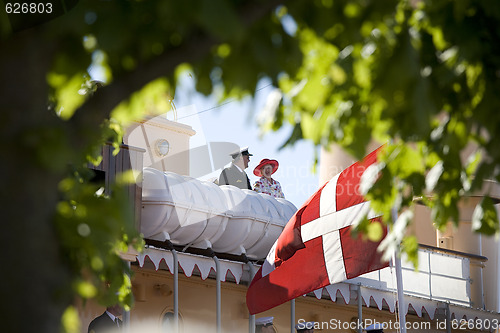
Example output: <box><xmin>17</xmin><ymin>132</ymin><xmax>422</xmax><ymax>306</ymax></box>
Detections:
<box><xmin>88</xmin><ymin>312</ymin><xmax>121</xmax><ymax>333</ymax></box>
<box><xmin>219</xmin><ymin>163</ymin><xmax>252</xmax><ymax>190</ymax></box>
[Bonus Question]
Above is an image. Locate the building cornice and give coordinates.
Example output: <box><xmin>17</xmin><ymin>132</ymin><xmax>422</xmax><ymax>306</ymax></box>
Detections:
<box><xmin>133</xmin><ymin>116</ymin><xmax>196</xmax><ymax>136</ymax></box>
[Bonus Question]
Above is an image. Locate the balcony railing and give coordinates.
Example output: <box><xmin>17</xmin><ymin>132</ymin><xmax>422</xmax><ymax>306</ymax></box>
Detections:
<box><xmin>347</xmin><ymin>243</ymin><xmax>487</xmax><ymax>308</ymax></box>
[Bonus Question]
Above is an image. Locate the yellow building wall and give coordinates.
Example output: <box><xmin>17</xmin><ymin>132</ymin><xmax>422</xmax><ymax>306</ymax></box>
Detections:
<box><xmin>127</xmin><ymin>267</ymin><xmax>405</xmax><ymax>333</ymax></box>
<box><xmin>79</xmin><ymin>265</ymin><xmax>459</xmax><ymax>333</ymax></box>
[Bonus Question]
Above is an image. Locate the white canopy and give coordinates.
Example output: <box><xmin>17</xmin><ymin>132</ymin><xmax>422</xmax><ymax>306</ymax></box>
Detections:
<box><xmin>141</xmin><ymin>167</ymin><xmax>297</xmax><ymax>259</ymax></box>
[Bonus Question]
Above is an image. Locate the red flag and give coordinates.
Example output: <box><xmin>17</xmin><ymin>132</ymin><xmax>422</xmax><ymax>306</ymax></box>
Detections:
<box><xmin>246</xmin><ymin>146</ymin><xmax>388</xmax><ymax>314</ymax></box>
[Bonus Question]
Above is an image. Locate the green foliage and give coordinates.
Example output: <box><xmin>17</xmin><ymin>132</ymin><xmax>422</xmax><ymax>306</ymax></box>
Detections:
<box><xmin>268</xmin><ymin>0</ymin><xmax>500</xmax><ymax>261</ymax></box>
<box><xmin>55</xmin><ymin>166</ymin><xmax>142</xmax><ymax>310</ymax></box>
<box><xmin>112</xmin><ymin>78</ymin><xmax>174</xmax><ymax>126</ymax></box>
<box><xmin>61</xmin><ymin>306</ymin><xmax>80</xmax><ymax>333</ymax></box>
<box><xmin>401</xmin><ymin>235</ymin><xmax>419</xmax><ymax>268</ymax></box>
<box><xmin>472</xmin><ymin>196</ymin><xmax>500</xmax><ymax>235</ymax></box>
<box><xmin>265</xmin><ymin>0</ymin><xmax>500</xmax><ymax>265</ymax></box>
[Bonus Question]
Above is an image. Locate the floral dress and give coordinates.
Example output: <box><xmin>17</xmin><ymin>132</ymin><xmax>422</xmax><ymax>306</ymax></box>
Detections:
<box><xmin>253</xmin><ymin>177</ymin><xmax>285</xmax><ymax>198</ymax></box>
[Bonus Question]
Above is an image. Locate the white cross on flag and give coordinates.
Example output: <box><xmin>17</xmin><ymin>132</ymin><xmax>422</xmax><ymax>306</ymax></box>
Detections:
<box><xmin>246</xmin><ymin>146</ymin><xmax>388</xmax><ymax>314</ymax></box>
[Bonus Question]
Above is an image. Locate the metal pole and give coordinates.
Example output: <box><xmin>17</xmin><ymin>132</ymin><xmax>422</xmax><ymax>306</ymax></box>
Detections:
<box><xmin>123</xmin><ymin>309</ymin><xmax>130</xmax><ymax>333</ymax></box>
<box><xmin>394</xmin><ymin>255</ymin><xmax>407</xmax><ymax>333</ymax></box>
<box><xmin>214</xmin><ymin>256</ymin><xmax>221</xmax><ymax>333</ymax></box>
<box><xmin>446</xmin><ymin>302</ymin><xmax>451</xmax><ymax>333</ymax></box>
<box><xmin>478</xmin><ymin>234</ymin><xmax>485</xmax><ymax>309</ymax></box>
<box><xmin>247</xmin><ymin>262</ymin><xmax>256</xmax><ymax>333</ymax></box>
<box><xmin>391</xmin><ymin>207</ymin><xmax>407</xmax><ymax>333</ymax></box>
<box><xmin>123</xmin><ymin>261</ymin><xmax>131</xmax><ymax>333</ymax></box>
<box><xmin>172</xmin><ymin>249</ymin><xmax>179</xmax><ymax>333</ymax></box>
<box><xmin>498</xmin><ymin>236</ymin><xmax>500</xmax><ymax>312</ymax></box>
<box><xmin>357</xmin><ymin>284</ymin><xmax>363</xmax><ymax>333</ymax></box>
<box><xmin>291</xmin><ymin>299</ymin><xmax>295</xmax><ymax>333</ymax></box>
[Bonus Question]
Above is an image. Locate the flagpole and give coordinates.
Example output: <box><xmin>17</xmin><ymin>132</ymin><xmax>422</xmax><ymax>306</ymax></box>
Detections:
<box><xmin>290</xmin><ymin>299</ymin><xmax>295</xmax><ymax>333</ymax></box>
<box><xmin>247</xmin><ymin>262</ymin><xmax>256</xmax><ymax>333</ymax></box>
<box><xmin>357</xmin><ymin>284</ymin><xmax>362</xmax><ymax>333</ymax></box>
<box><xmin>391</xmin><ymin>207</ymin><xmax>407</xmax><ymax>333</ymax></box>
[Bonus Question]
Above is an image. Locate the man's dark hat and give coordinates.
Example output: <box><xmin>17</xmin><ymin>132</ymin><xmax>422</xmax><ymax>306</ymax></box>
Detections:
<box><xmin>230</xmin><ymin>146</ymin><xmax>253</xmax><ymax>158</ymax></box>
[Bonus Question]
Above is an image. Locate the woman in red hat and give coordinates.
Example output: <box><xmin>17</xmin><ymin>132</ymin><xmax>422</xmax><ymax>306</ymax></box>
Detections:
<box><xmin>253</xmin><ymin>158</ymin><xmax>284</xmax><ymax>198</ymax></box>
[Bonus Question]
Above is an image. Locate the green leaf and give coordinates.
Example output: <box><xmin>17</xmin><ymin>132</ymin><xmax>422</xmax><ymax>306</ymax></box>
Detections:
<box><xmin>472</xmin><ymin>197</ymin><xmax>499</xmax><ymax>236</ymax></box>
<box><xmin>61</xmin><ymin>306</ymin><xmax>81</xmax><ymax>333</ymax></box>
<box><xmin>75</xmin><ymin>280</ymin><xmax>97</xmax><ymax>298</ymax></box>
<box><xmin>367</xmin><ymin>221</ymin><xmax>384</xmax><ymax>242</ymax></box>
<box><xmin>48</xmin><ymin>72</ymin><xmax>88</xmax><ymax>120</ymax></box>
<box><xmin>402</xmin><ymin>235</ymin><xmax>419</xmax><ymax>268</ymax></box>
<box><xmin>387</xmin><ymin>145</ymin><xmax>425</xmax><ymax>178</ymax></box>
<box><xmin>279</xmin><ymin>122</ymin><xmax>303</xmax><ymax>148</ymax></box>
<box><xmin>196</xmin><ymin>0</ymin><xmax>244</xmax><ymax>40</ymax></box>
<box><xmin>111</xmin><ymin>78</ymin><xmax>173</xmax><ymax>124</ymax></box>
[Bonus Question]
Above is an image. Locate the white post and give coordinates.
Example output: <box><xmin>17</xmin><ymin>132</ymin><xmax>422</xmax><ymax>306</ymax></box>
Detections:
<box><xmin>394</xmin><ymin>254</ymin><xmax>407</xmax><ymax>332</ymax></box>
<box><xmin>214</xmin><ymin>256</ymin><xmax>221</xmax><ymax>333</ymax></box>
<box><xmin>478</xmin><ymin>234</ymin><xmax>485</xmax><ymax>309</ymax></box>
<box><xmin>498</xmin><ymin>234</ymin><xmax>500</xmax><ymax>312</ymax></box>
<box><xmin>123</xmin><ymin>261</ymin><xmax>131</xmax><ymax>333</ymax></box>
<box><xmin>247</xmin><ymin>262</ymin><xmax>256</xmax><ymax>333</ymax></box>
<box><xmin>357</xmin><ymin>284</ymin><xmax>363</xmax><ymax>333</ymax></box>
<box><xmin>172</xmin><ymin>249</ymin><xmax>179</xmax><ymax>333</ymax></box>
<box><xmin>446</xmin><ymin>302</ymin><xmax>451</xmax><ymax>333</ymax></box>
<box><xmin>392</xmin><ymin>207</ymin><xmax>407</xmax><ymax>333</ymax></box>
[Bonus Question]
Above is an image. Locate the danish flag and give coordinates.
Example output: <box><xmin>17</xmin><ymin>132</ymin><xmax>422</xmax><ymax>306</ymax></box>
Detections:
<box><xmin>246</xmin><ymin>146</ymin><xmax>388</xmax><ymax>314</ymax></box>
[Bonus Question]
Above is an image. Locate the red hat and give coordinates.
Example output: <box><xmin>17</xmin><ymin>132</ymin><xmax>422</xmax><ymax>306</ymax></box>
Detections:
<box><xmin>253</xmin><ymin>159</ymin><xmax>279</xmax><ymax>177</ymax></box>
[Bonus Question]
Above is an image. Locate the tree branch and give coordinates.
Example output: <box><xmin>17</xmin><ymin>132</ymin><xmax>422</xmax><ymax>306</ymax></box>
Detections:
<box><xmin>68</xmin><ymin>0</ymin><xmax>286</xmax><ymax>150</ymax></box>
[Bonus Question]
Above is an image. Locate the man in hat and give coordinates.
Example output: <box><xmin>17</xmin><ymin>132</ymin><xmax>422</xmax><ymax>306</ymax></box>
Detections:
<box><xmin>255</xmin><ymin>316</ymin><xmax>276</xmax><ymax>333</ymax></box>
<box><xmin>218</xmin><ymin>146</ymin><xmax>253</xmax><ymax>190</ymax></box>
